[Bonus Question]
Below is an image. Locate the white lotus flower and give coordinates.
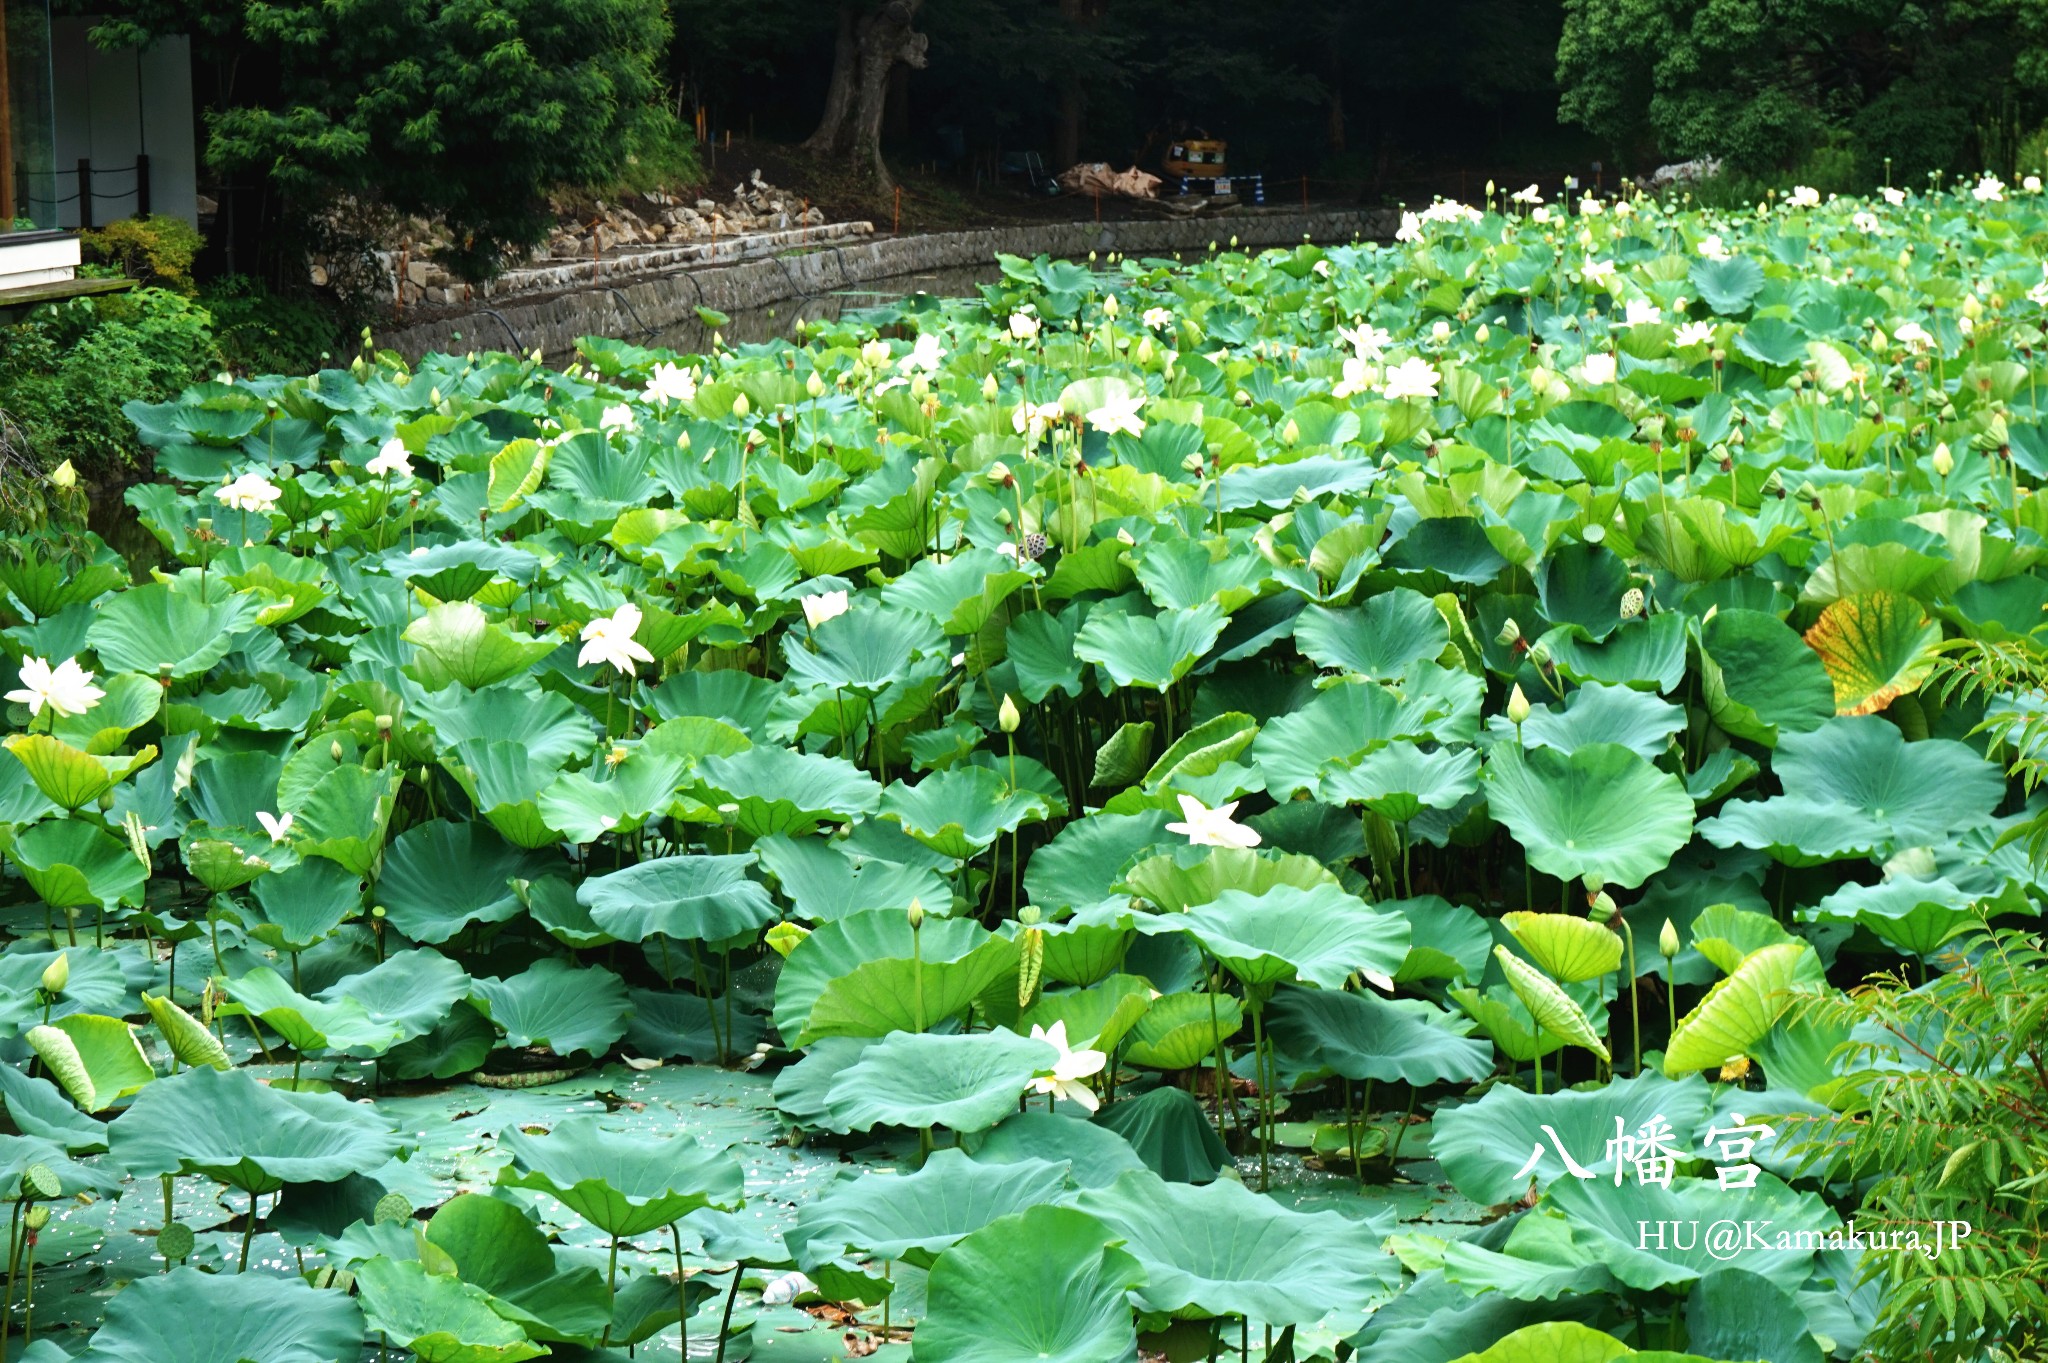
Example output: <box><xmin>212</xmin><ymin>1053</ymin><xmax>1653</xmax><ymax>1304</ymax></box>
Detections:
<box><xmin>367</xmin><ymin>438</ymin><xmax>413</xmax><ymax>479</ymax></box>
<box><xmin>1332</xmin><ymin>355</ymin><xmax>1377</xmax><ymax>399</ymax></box>
<box><xmin>1893</xmin><ymin>320</ymin><xmax>1935</xmax><ymax>351</ymax></box>
<box><xmin>1012</xmin><ymin>400</ymin><xmax>1064</xmax><ymax>444</ymax></box>
<box><xmin>1086</xmin><ymin>390</ymin><xmax>1146</xmax><ymax>437</ymax></box>
<box><xmin>901</xmin><ymin>330</ymin><xmax>946</xmax><ymax>373</ymax></box>
<box><xmin>1622</xmin><ymin>298</ymin><xmax>1662</xmax><ymax>327</ymax></box>
<box><xmin>2027</xmin><ymin>175</ymin><xmax>2043</xmax><ymax>194</ymax></box>
<box><xmin>1882</xmin><ymin>186</ymin><xmax>1907</xmax><ymax>206</ymax></box>
<box><xmin>1380</xmin><ymin>356</ymin><xmax>1441</xmax><ymax>402</ymax></box>
<box><xmin>1787</xmin><ymin>185</ymin><xmax>1821</xmax><ymax>208</ymax></box>
<box><xmin>1696</xmin><ymin>234</ymin><xmax>1730</xmax><ymax>260</ymax></box>
<box><xmin>1338</xmin><ymin>322</ymin><xmax>1394</xmax><ymax>359</ymax></box>
<box><xmin>216</xmin><ymin>472</ymin><xmax>281</xmax><ymax>513</ymax></box>
<box><xmin>255</xmin><ymin>811</ymin><xmax>294</xmax><ymax>844</ymax></box>
<box><xmin>1973</xmin><ymin>175</ymin><xmax>2005</xmax><ymax>203</ymax></box>
<box><xmin>1027</xmin><ymin>1020</ymin><xmax>1108</xmax><ymax>1113</ymax></box>
<box><xmin>599</xmin><ymin>403</ymin><xmax>636</xmax><ymax>433</ymax></box>
<box><xmin>1579</xmin><ymin>196</ymin><xmax>1604</xmax><ymax>216</ymax></box>
<box><xmin>1142</xmin><ymin>306</ymin><xmax>1173</xmax><ymax>330</ymax></box>
<box><xmin>1851</xmin><ymin>210</ymin><xmax>1882</xmax><ymax>234</ymax></box>
<box><xmin>1165</xmin><ymin>793</ymin><xmax>1262</xmax><ymax>850</ymax></box>
<box><xmin>1581</xmin><ymin>258</ymin><xmax>1616</xmax><ymax>284</ymax></box>
<box><xmin>2028</xmin><ymin>278</ymin><xmax>2048</xmax><ymax>308</ymax></box>
<box><xmin>801</xmin><ymin>590</ymin><xmax>849</xmax><ymax>629</ymax></box>
<box><xmin>1512</xmin><ymin>184</ymin><xmax>1543</xmax><ymax>205</ymax></box>
<box><xmin>6</xmin><ymin>656</ymin><xmax>103</xmax><ymax>718</ymax></box>
<box><xmin>577</xmin><ymin>603</ymin><xmax>655</xmax><ymax>675</ymax></box>
<box><xmin>645</xmin><ymin>361</ymin><xmax>697</xmax><ymax>406</ymax></box>
<box><xmin>1395</xmin><ymin>211</ymin><xmax>1423</xmax><ymax>243</ymax></box>
<box><xmin>1674</xmin><ymin>320</ymin><xmax>1716</xmax><ymax>348</ymax></box>
<box><xmin>1008</xmin><ymin>311</ymin><xmax>1041</xmax><ymax>341</ymax></box>
<box><xmin>1580</xmin><ymin>352</ymin><xmax>1619</xmax><ymax>386</ymax></box>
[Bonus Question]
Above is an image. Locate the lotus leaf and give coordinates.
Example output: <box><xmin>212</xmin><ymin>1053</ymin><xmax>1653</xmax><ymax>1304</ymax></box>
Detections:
<box><xmin>497</xmin><ymin>1113</ymin><xmax>744</xmax><ymax>1236</ymax></box>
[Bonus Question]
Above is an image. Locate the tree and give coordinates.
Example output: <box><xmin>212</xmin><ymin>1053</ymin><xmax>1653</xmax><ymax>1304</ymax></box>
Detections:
<box><xmin>1556</xmin><ymin>0</ymin><xmax>2048</xmax><ymax>183</ymax></box>
<box><xmin>80</xmin><ymin>0</ymin><xmax>680</xmax><ymax>282</ymax></box>
<box><xmin>802</xmin><ymin>0</ymin><xmax>930</xmax><ymax>191</ymax></box>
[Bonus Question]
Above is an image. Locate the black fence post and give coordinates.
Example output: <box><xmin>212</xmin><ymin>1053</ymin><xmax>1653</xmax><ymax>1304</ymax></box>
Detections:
<box><xmin>135</xmin><ymin>154</ymin><xmax>150</xmax><ymax>218</ymax></box>
<box><xmin>76</xmin><ymin>158</ymin><xmax>91</xmax><ymax>230</ymax></box>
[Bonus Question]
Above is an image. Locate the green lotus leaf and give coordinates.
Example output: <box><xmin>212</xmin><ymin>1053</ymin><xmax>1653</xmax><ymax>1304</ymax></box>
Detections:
<box><xmin>914</xmin><ymin>1204</ymin><xmax>1146</xmax><ymax>1363</ymax></box>
<box><xmin>537</xmin><ymin>747</ymin><xmax>690</xmax><ymax>843</ymax></box>
<box><xmin>1806</xmin><ymin>876</ymin><xmax>1979</xmax><ymax>956</ymax></box>
<box><xmin>1698</xmin><ymin>609</ymin><xmax>1835</xmax><ymax>745</ymax></box>
<box><xmin>74</xmin><ymin>1265</ymin><xmax>364</xmax><ymax>1363</ymax></box>
<box><xmin>1536</xmin><ymin>542</ymin><xmax>1629</xmax><ymax>642</ymax></box>
<box><xmin>1022</xmin><ymin>976</ymin><xmax>1154</xmax><ymax>1054</ymax></box>
<box><xmin>403</xmin><ymin>601</ymin><xmax>557</xmax><ymax>689</ymax></box>
<box><xmin>883</xmin><ymin>545</ymin><xmax>1036</xmax><ymax>633</ymax></box>
<box><xmin>1089</xmin><ymin>1085</ymin><xmax>1231</xmax><ymax>1183</ymax></box>
<box><xmin>1483</xmin><ymin>742</ymin><xmax>1694</xmax><ymax>890</ymax></box>
<box><xmin>1687</xmin><ymin>1266</ymin><xmax>1827</xmax><ymax>1363</ymax></box>
<box><xmin>1699</xmin><ymin>718</ymin><xmax>2001</xmax><ymax>856</ymax></box>
<box><xmin>754</xmin><ymin>833</ymin><xmax>950</xmax><ymax>924</ymax></box>
<box><xmin>355</xmin><ymin>1256</ymin><xmax>547</xmax><ymax>1363</ymax></box>
<box><xmin>578</xmin><ymin>853</ymin><xmax>779</xmax><ymax>943</ymax></box>
<box><xmin>384</xmin><ymin>1002</ymin><xmax>498</xmax><ymax>1082</ymax></box>
<box><xmin>50</xmin><ymin>672</ymin><xmax>161</xmax><ymax>755</ymax></box>
<box><xmin>1151</xmin><ymin>884</ymin><xmax>1411</xmax><ymax>990</ymax></box>
<box><xmin>1501</xmin><ymin>912</ymin><xmax>1623</xmax><ymax>982</ymax></box>
<box><xmin>1120</xmin><ymin>988</ymin><xmax>1242</xmax><ymax>1070</ymax></box>
<box><xmin>245</xmin><ymin>857</ymin><xmax>363</xmax><ymax>952</ymax></box>
<box><xmin>443</xmin><ymin>739</ymin><xmax>563</xmax><ymax>849</ymax></box>
<box><xmin>972</xmin><ymin>1111</ymin><xmax>1149</xmax><ymax>1188</ymax></box>
<box><xmin>1023</xmin><ymin>809</ymin><xmax>1172</xmax><ymax>911</ymax></box>
<box><xmin>225</xmin><ymin>967</ymin><xmax>408</xmax><ymax>1055</ymax></box>
<box><xmin>0</xmin><ymin>1065</ymin><xmax>110</xmax><ymax>1151</ymax></box>
<box><xmin>1074</xmin><ymin>602</ymin><xmax>1229</xmax><ymax>691</ymax></box>
<box><xmin>5</xmin><ymin>817</ymin><xmax>147</xmax><ymax>909</ymax></box>
<box><xmin>1431</xmin><ymin>1068</ymin><xmax>1715</xmax><ymax>1203</ymax></box>
<box><xmin>819</xmin><ymin>1029</ymin><xmax>1055</xmax><ymax>1134</ymax></box>
<box><xmin>879</xmin><ymin>765</ymin><xmax>1055</xmax><ymax>859</ymax></box>
<box><xmin>1391</xmin><ymin>895</ymin><xmax>1494</xmax><ymax>983</ymax></box>
<box><xmin>791</xmin><ymin>1148</ymin><xmax>1071</xmax><ymax>1270</ymax></box>
<box><xmin>1802</xmin><ymin>591</ymin><xmax>1940</xmax><ymax>716</ymax></box>
<box><xmin>293</xmin><ymin>761</ymin><xmax>396</xmax><ymax>876</ymax></box>
<box><xmin>378</xmin><ymin>819</ymin><xmax>551</xmax><ymax>943</ymax></box>
<box><xmin>425</xmin><ymin>1192</ymin><xmax>614</xmax><ymax>1344</ymax></box>
<box><xmin>497</xmin><ymin>1113</ymin><xmax>744</xmax><ymax>1236</ymax></box>
<box><xmin>1687</xmin><ymin>904</ymin><xmax>1797</xmax><ymax>975</ymax></box>
<box><xmin>1448</xmin><ymin>982</ymin><xmax>1570</xmax><ymax>1063</ymax></box>
<box><xmin>1265</xmin><ymin>985</ymin><xmax>1494</xmax><ymax>1085</ymax></box>
<box><xmin>3</xmin><ymin>735</ymin><xmax>154</xmax><ymax>812</ymax></box>
<box><xmin>469</xmin><ymin>958</ymin><xmax>630</xmax><ymax>1056</ymax></box>
<box><xmin>415</xmin><ymin>683</ymin><xmax>596</xmax><ymax>769</ymax></box>
<box><xmin>782</xmin><ymin>604</ymin><xmax>944</xmax><ymax>691</ymax></box>
<box><xmin>180</xmin><ymin>828</ymin><xmax>274</xmax><ymax>893</ymax></box>
<box><xmin>1436</xmin><ymin>1210</ymin><xmax>1622</xmax><ymax>1303</ymax></box>
<box><xmin>1252</xmin><ymin>673</ymin><xmax>1477</xmax><ymax>799</ymax></box>
<box><xmin>141</xmin><ymin>992</ymin><xmax>232</xmax><ymax>1071</ymax></box>
<box><xmin>1320</xmin><ymin>741</ymin><xmax>1481</xmax><ymax>822</ymax></box>
<box><xmin>1292</xmin><ymin>588</ymin><xmax>1449</xmax><ymax>681</ymax></box>
<box><xmin>385</xmin><ymin>541</ymin><xmax>540</xmax><ymax>602</ymax></box>
<box><xmin>777</xmin><ymin>909</ymin><xmax>1019</xmax><ymax>1044</ymax></box>
<box><xmin>328</xmin><ymin>948</ymin><xmax>470</xmax><ymax>1045</ymax></box>
<box><xmin>1540</xmin><ymin>614</ymin><xmax>1689</xmax><ymax>692</ymax></box>
<box><xmin>1689</xmin><ymin>254</ymin><xmax>1766</xmax><ymax>314</ymax></box>
<box><xmin>1515</xmin><ymin>682</ymin><xmax>1686</xmax><ymax>762</ymax></box>
<box><xmin>0</xmin><ymin>550</ymin><xmax>125</xmax><ymax>620</ymax></box>
<box><xmin>695</xmin><ymin>745</ymin><xmax>883</xmax><ymax>836</ymax></box>
<box><xmin>110</xmin><ymin>1064</ymin><xmax>402</xmax><ymax>1193</ymax></box>
<box><xmin>1121</xmin><ymin>846</ymin><xmax>1337</xmax><ymax>913</ymax></box>
<box><xmin>1495</xmin><ymin>946</ymin><xmax>1609</xmax><ymax>1061</ymax></box>
<box><xmin>1544</xmin><ymin>1171</ymin><xmax>1835</xmax><ymax>1292</ymax></box>
<box><xmin>1445</xmin><ymin>1322</ymin><xmax>1641</xmax><ymax>1363</ymax></box>
<box><xmin>1072</xmin><ymin>1167</ymin><xmax>1400</xmax><ymax>1323</ymax></box>
<box><xmin>1664</xmin><ymin>943</ymin><xmax>1822</xmax><ymax>1077</ymax></box>
<box><xmin>26</xmin><ymin>1015</ymin><xmax>155</xmax><ymax>1112</ymax></box>
<box><xmin>85</xmin><ymin>581</ymin><xmax>263</xmax><ymax>678</ymax></box>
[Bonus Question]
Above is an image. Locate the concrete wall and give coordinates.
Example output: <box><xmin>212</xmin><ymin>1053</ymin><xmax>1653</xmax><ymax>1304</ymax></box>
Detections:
<box><xmin>380</xmin><ymin>208</ymin><xmax>1399</xmax><ymax>363</ymax></box>
<box><xmin>47</xmin><ymin>18</ymin><xmax>198</xmax><ymax>229</ymax></box>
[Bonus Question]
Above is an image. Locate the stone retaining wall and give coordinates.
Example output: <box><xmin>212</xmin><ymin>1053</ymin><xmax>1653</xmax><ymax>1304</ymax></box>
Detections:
<box><xmin>379</xmin><ymin>208</ymin><xmax>1399</xmax><ymax>362</ymax></box>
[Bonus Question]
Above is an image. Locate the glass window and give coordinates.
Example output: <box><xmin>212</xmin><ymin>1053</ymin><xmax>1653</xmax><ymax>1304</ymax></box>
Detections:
<box><xmin>2</xmin><ymin>0</ymin><xmax>56</xmax><ymax>232</ymax></box>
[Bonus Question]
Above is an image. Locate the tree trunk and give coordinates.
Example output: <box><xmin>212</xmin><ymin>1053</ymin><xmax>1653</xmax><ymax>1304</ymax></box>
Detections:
<box><xmin>846</xmin><ymin>0</ymin><xmax>926</xmax><ymax>192</ymax></box>
<box><xmin>1053</xmin><ymin>0</ymin><xmax>1096</xmax><ymax>172</ymax></box>
<box><xmin>802</xmin><ymin>6</ymin><xmax>859</xmax><ymax>156</ymax></box>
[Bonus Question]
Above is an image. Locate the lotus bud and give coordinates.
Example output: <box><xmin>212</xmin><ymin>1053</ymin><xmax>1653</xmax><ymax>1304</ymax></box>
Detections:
<box><xmin>1964</xmin><ymin>293</ymin><xmax>1985</xmax><ymax>321</ymax></box>
<box><xmin>1659</xmin><ymin>917</ymin><xmax>1680</xmax><ymax>959</ymax></box>
<box><xmin>907</xmin><ymin>898</ymin><xmax>926</xmax><ymax>931</ymax></box>
<box><xmin>911</xmin><ymin>373</ymin><xmax>930</xmax><ymax>400</ymax></box>
<box><xmin>999</xmin><ymin>694</ymin><xmax>1021</xmax><ymax>733</ymax></box>
<box><xmin>1932</xmin><ymin>442</ymin><xmax>1955</xmax><ymax>476</ymax></box>
<box><xmin>51</xmin><ymin>459</ymin><xmax>77</xmax><ymax>490</ymax></box>
<box><xmin>374</xmin><ymin>714</ymin><xmax>393</xmax><ymax>732</ymax></box>
<box><xmin>40</xmin><ymin>953</ymin><xmax>68</xmax><ymax>996</ymax></box>
<box><xmin>733</xmin><ymin>393</ymin><xmax>750</xmax><ymax>418</ymax></box>
<box><xmin>1506</xmin><ymin>684</ymin><xmax>1532</xmax><ymax>725</ymax></box>
<box><xmin>1495</xmin><ymin>618</ymin><xmax>1521</xmax><ymax>648</ymax></box>
<box><xmin>1582</xmin><ymin>873</ymin><xmax>1604</xmax><ymax>894</ymax></box>
<box><xmin>861</xmin><ymin>339</ymin><xmax>891</xmax><ymax>368</ymax></box>
<box><xmin>1235</xmin><ymin>389</ymin><xmax>1253</xmax><ymax>407</ymax></box>
<box><xmin>1282</xmin><ymin>419</ymin><xmax>1300</xmax><ymax>446</ymax></box>
<box><xmin>1871</xmin><ymin>327</ymin><xmax>1888</xmax><ymax>350</ymax></box>
<box><xmin>1475</xmin><ymin>324</ymin><xmax>1490</xmax><ymax>344</ymax></box>
<box><xmin>1588</xmin><ymin>891</ymin><xmax>1618</xmax><ymax>924</ymax></box>
<box><xmin>806</xmin><ymin>371</ymin><xmax>826</xmax><ymax>397</ymax></box>
<box><xmin>331</xmin><ymin>740</ymin><xmax>345</xmax><ymax>761</ymax></box>
<box><xmin>429</xmin><ymin>387</ymin><xmax>441</xmax><ymax>406</ymax></box>
<box><xmin>1702</xmin><ymin>604</ymin><xmax>1719</xmax><ymax>622</ymax></box>
<box><xmin>1102</xmin><ymin>294</ymin><xmax>1120</xmax><ymax>319</ymax></box>
<box><xmin>982</xmin><ymin>373</ymin><xmax>999</xmax><ymax>401</ymax></box>
<box><xmin>1137</xmin><ymin>336</ymin><xmax>1154</xmax><ymax>364</ymax></box>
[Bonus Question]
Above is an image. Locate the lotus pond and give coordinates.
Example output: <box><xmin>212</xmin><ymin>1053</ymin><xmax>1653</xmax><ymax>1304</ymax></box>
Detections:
<box><xmin>3</xmin><ymin>180</ymin><xmax>2047</xmax><ymax>1363</ymax></box>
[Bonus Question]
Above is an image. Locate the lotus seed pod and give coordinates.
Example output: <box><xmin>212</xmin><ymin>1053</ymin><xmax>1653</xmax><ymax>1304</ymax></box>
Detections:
<box><xmin>40</xmin><ymin>952</ymin><xmax>67</xmax><ymax>995</ymax></box>
<box><xmin>1588</xmin><ymin>891</ymin><xmax>1618</xmax><ymax>924</ymax></box>
<box><xmin>1659</xmin><ymin>917</ymin><xmax>1680</xmax><ymax>958</ymax></box>
<box><xmin>158</xmin><ymin>1222</ymin><xmax>195</xmax><ymax>1261</ymax></box>
<box><xmin>999</xmin><ymin>694</ymin><xmax>1021</xmax><ymax>733</ymax></box>
<box><xmin>1496</xmin><ymin>618</ymin><xmax>1521</xmax><ymax>647</ymax></box>
<box><xmin>24</xmin><ymin>1205</ymin><xmax>50</xmax><ymax>1231</ymax></box>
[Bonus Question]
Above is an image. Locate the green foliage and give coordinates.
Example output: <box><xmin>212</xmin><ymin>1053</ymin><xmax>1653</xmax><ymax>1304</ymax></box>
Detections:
<box><xmin>79</xmin><ymin>215</ymin><xmax>205</xmax><ymax>294</ymax></box>
<box><xmin>0</xmin><ymin>290</ymin><xmax>219</xmax><ymax>475</ymax></box>
<box><xmin>198</xmin><ymin>276</ymin><xmax>348</xmax><ymax>377</ymax></box>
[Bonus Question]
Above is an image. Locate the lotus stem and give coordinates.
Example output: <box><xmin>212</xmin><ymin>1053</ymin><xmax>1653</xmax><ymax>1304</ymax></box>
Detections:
<box><xmin>162</xmin><ymin>1174</ymin><xmax>173</xmax><ymax>1236</ymax></box>
<box><xmin>671</xmin><ymin>1223</ymin><xmax>690</xmax><ymax>1361</ymax></box>
<box><xmin>1249</xmin><ymin>996</ymin><xmax>1271</xmax><ymax>1190</ymax></box>
<box><xmin>19</xmin><ymin>1233</ymin><xmax>32</xmax><ymax>1345</ymax></box>
<box><xmin>1386</xmin><ymin>1086</ymin><xmax>1420</xmax><ymax>1168</ymax></box>
<box><xmin>910</xmin><ymin>916</ymin><xmax>927</xmax><ymax>1033</ymax></box>
<box><xmin>239</xmin><ymin>1189</ymin><xmax>258</xmax><ymax>1271</ymax></box>
<box><xmin>601</xmin><ymin>1234</ymin><xmax>620</xmax><ymax>1345</ymax></box>
<box><xmin>1532</xmin><ymin>1033</ymin><xmax>1545</xmax><ymax>1095</ymax></box>
<box><xmin>4</xmin><ymin>1200</ymin><xmax>23</xmax><ymax>1338</ymax></box>
<box><xmin>712</xmin><ymin>1263</ymin><xmax>744</xmax><ymax>1363</ymax></box>
<box><xmin>1620</xmin><ymin>919</ymin><xmax>1641</xmax><ymax>1075</ymax></box>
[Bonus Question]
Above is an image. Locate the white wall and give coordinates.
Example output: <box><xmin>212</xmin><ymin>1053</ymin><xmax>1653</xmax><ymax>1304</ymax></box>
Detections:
<box><xmin>45</xmin><ymin>17</ymin><xmax>197</xmax><ymax>229</ymax></box>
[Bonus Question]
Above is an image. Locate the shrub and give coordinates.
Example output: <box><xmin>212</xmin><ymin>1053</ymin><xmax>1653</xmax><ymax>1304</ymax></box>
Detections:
<box><xmin>199</xmin><ymin>276</ymin><xmax>349</xmax><ymax>377</ymax></box>
<box><xmin>79</xmin><ymin>214</ymin><xmax>206</xmax><ymax>293</ymax></box>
